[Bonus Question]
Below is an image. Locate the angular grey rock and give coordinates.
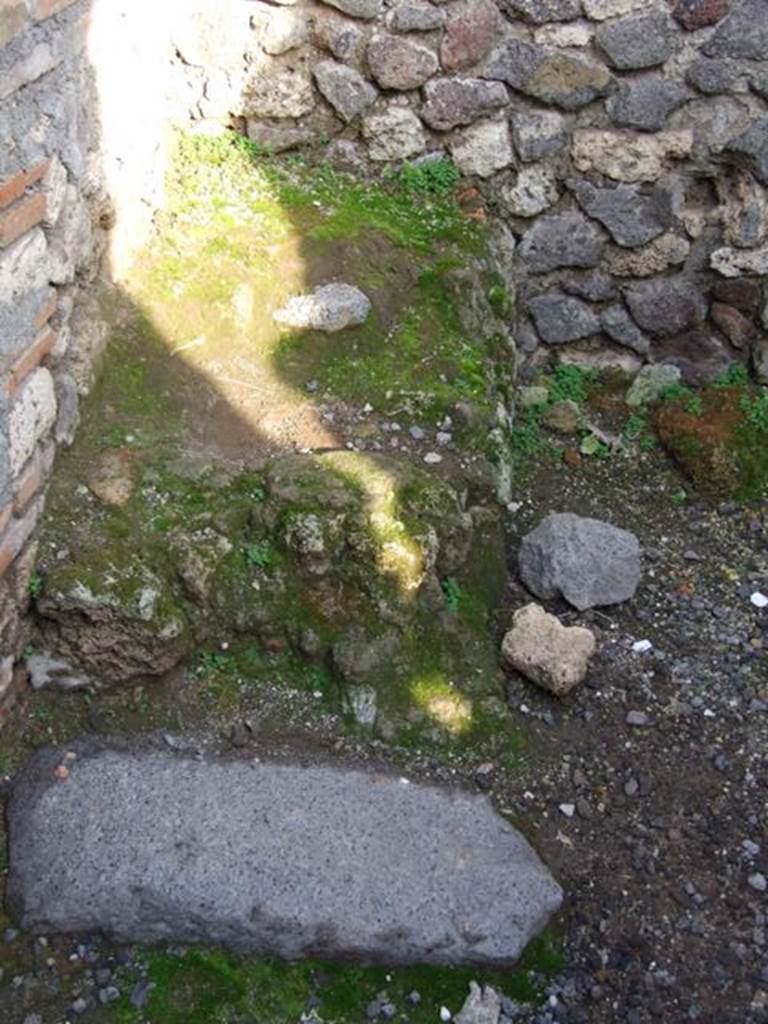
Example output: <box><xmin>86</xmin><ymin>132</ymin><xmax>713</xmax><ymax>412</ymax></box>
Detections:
<box><xmin>421</xmin><ymin>78</ymin><xmax>508</xmax><ymax>131</ymax></box>
<box><xmin>454</xmin><ymin>983</ymin><xmax>501</xmax><ymax>1024</ymax></box>
<box><xmin>246</xmin><ymin>122</ymin><xmax>314</xmax><ymax>153</ymax></box>
<box><xmin>562</xmin><ymin>270</ymin><xmax>617</xmax><ymax>302</ymax></box>
<box><xmin>503</xmin><ymin>165</ymin><xmax>559</xmax><ymax>218</ymax></box>
<box><xmin>685</xmin><ymin>58</ymin><xmax>741</xmax><ymax>96</ymax></box>
<box><xmin>505</xmin><ymin>0</ymin><xmax>581</xmax><ymax>19</ymax></box>
<box><xmin>703</xmin><ymin>0</ymin><xmax>768</xmax><ymax>60</ymax></box>
<box><xmin>722</xmin><ymin>119</ymin><xmax>768</xmax><ymax>187</ymax></box>
<box><xmin>313</xmin><ymin>60</ymin><xmax>378</xmax><ymax>122</ymax></box>
<box><xmin>485</xmin><ymin>39</ymin><xmax>614</xmax><ymax>110</ymax></box>
<box><xmin>322</xmin><ymin>0</ymin><xmax>383</xmax><ymax>17</ymax></box>
<box><xmin>243</xmin><ymin>67</ymin><xmax>316</xmax><ymax>119</ymax></box>
<box><xmin>527</xmin><ymin>293</ymin><xmax>600</xmax><ymax>345</ymax></box>
<box><xmin>625</xmin><ymin>362</ymin><xmax>682</xmax><ymax>406</ymax></box>
<box><xmin>511</xmin><ymin>111</ymin><xmax>569</xmax><ymax>163</ymax></box>
<box><xmin>606</xmin><ymin>78</ymin><xmax>689</xmax><ymax>133</ymax></box>
<box><xmin>7</xmin><ymin>744</ymin><xmax>563</xmax><ymax>964</ymax></box>
<box><xmin>752</xmin><ymin>71</ymin><xmax>768</xmax><ymax>102</ymax></box>
<box><xmin>440</xmin><ymin>0</ymin><xmax>500</xmax><ymax>72</ymax></box>
<box><xmin>390</xmin><ymin>1</ymin><xmax>446</xmax><ymax>31</ymax></box>
<box><xmin>519</xmin><ymin>512</ymin><xmax>642</xmax><ymax>610</ymax></box>
<box><xmin>595</xmin><ymin>12</ymin><xmax>677</xmax><ymax>70</ymax></box>
<box><xmin>624</xmin><ymin>278</ymin><xmax>707</xmax><ymax>337</ymax></box>
<box><xmin>600</xmin><ymin>304</ymin><xmax>650</xmax><ymax>355</ymax></box>
<box><xmin>567</xmin><ymin>180</ymin><xmax>673</xmax><ymax>248</ymax></box>
<box><xmin>274</xmin><ymin>284</ymin><xmax>371</xmax><ymax>333</ymax></box>
<box><xmin>519</xmin><ymin>212</ymin><xmax>606</xmax><ymax>274</ymax></box>
<box><xmin>367</xmin><ymin>33</ymin><xmax>438</xmax><ymax>90</ymax></box>
<box><xmin>502</xmin><ymin>603</ymin><xmax>596</xmax><ymax>696</ymax></box>
<box><xmin>313</xmin><ymin>11</ymin><xmax>366</xmax><ymax>61</ymax></box>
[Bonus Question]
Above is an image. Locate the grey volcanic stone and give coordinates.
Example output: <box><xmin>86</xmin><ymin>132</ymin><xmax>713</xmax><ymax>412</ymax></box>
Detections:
<box><xmin>685</xmin><ymin>58</ymin><xmax>741</xmax><ymax>95</ymax></box>
<box><xmin>485</xmin><ymin>39</ymin><xmax>614</xmax><ymax>111</ymax></box>
<box><xmin>606</xmin><ymin>78</ymin><xmax>689</xmax><ymax>132</ymax></box>
<box><xmin>519</xmin><ymin>512</ymin><xmax>642</xmax><ymax>610</ymax></box>
<box><xmin>722</xmin><ymin>119</ymin><xmax>768</xmax><ymax>187</ymax></box>
<box><xmin>652</xmin><ymin>329</ymin><xmax>736</xmax><ymax>386</ymax></box>
<box><xmin>595</xmin><ymin>12</ymin><xmax>677</xmax><ymax>70</ymax></box>
<box><xmin>274</xmin><ymin>284</ymin><xmax>371</xmax><ymax>332</ymax></box>
<box><xmin>421</xmin><ymin>79</ymin><xmax>508</xmax><ymax>131</ymax></box>
<box><xmin>390</xmin><ymin>1</ymin><xmax>446</xmax><ymax>31</ymax></box>
<box><xmin>322</xmin><ymin>0</ymin><xmax>384</xmax><ymax>18</ymax></box>
<box><xmin>512</xmin><ymin>111</ymin><xmax>568</xmax><ymax>163</ymax></box>
<box><xmin>314</xmin><ymin>61</ymin><xmax>377</xmax><ymax>122</ymax></box>
<box><xmin>527</xmin><ymin>293</ymin><xmax>599</xmax><ymax>344</ymax></box>
<box><xmin>600</xmin><ymin>304</ymin><xmax>650</xmax><ymax>354</ymax></box>
<box><xmin>703</xmin><ymin>0</ymin><xmax>768</xmax><ymax>59</ymax></box>
<box><xmin>624</xmin><ymin>279</ymin><xmax>708</xmax><ymax>337</ymax></box>
<box><xmin>505</xmin><ymin>0</ymin><xmax>582</xmax><ymax>21</ymax></box>
<box><xmin>562</xmin><ymin>270</ymin><xmax>617</xmax><ymax>302</ymax></box>
<box><xmin>367</xmin><ymin>33</ymin><xmax>438</xmax><ymax>90</ymax></box>
<box><xmin>568</xmin><ymin>180</ymin><xmax>673</xmax><ymax>248</ymax></box>
<box><xmin>519</xmin><ymin>212</ymin><xmax>605</xmax><ymax>274</ymax></box>
<box><xmin>7</xmin><ymin>744</ymin><xmax>563</xmax><ymax>964</ymax></box>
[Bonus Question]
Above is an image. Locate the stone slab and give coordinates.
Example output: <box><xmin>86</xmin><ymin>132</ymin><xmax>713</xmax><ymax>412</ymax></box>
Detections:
<box><xmin>7</xmin><ymin>744</ymin><xmax>562</xmax><ymax>965</ymax></box>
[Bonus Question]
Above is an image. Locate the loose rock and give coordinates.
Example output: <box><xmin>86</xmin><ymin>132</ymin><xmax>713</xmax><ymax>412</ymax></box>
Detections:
<box><xmin>519</xmin><ymin>512</ymin><xmax>642</xmax><ymax>610</ymax></box>
<box><xmin>274</xmin><ymin>284</ymin><xmax>371</xmax><ymax>333</ymax></box>
<box><xmin>501</xmin><ymin>603</ymin><xmax>597</xmax><ymax>697</ymax></box>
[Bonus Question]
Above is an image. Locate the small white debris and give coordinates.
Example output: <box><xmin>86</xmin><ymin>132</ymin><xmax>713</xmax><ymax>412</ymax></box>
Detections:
<box><xmin>559</xmin><ymin>803</ymin><xmax>576</xmax><ymax>818</ymax></box>
<box><xmin>751</xmin><ymin>591</ymin><xmax>768</xmax><ymax>609</ymax></box>
<box><xmin>436</xmin><ymin>432</ymin><xmax>452</xmax><ymax>445</ymax></box>
<box><xmin>423</xmin><ymin>452</ymin><xmax>443</xmax><ymax>464</ymax></box>
<box><xmin>748</xmin><ymin>872</ymin><xmax>767</xmax><ymax>893</ymax></box>
<box><xmin>440</xmin><ymin>1007</ymin><xmax>452</xmax><ymax>1022</ymax></box>
<box><xmin>632</xmin><ymin>639</ymin><xmax>653</xmax><ymax>654</ymax></box>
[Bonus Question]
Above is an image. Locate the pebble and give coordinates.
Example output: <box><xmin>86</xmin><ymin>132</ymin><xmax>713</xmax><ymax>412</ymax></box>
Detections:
<box><xmin>409</xmin><ymin>426</ymin><xmax>425</xmax><ymax>440</ymax></box>
<box><xmin>72</xmin><ymin>997</ymin><xmax>88</xmax><ymax>1014</ymax></box>
<box><xmin>423</xmin><ymin>452</ymin><xmax>443</xmax><ymax>464</ymax></box>
<box><xmin>3</xmin><ymin>928</ymin><xmax>19</xmax><ymax>943</ymax></box>
<box><xmin>749</xmin><ymin>873</ymin><xmax>768</xmax><ymax>893</ymax></box>
<box><xmin>406</xmin><ymin>991</ymin><xmax>421</xmax><ymax>1006</ymax></box>
<box><xmin>440</xmin><ymin>1008</ymin><xmax>452</xmax><ymax>1022</ymax></box>
<box><xmin>559</xmin><ymin>803</ymin><xmax>576</xmax><ymax>818</ymax></box>
<box><xmin>743</xmin><ymin>840</ymin><xmax>761</xmax><ymax>858</ymax></box>
<box><xmin>624</xmin><ymin>777</ymin><xmax>639</xmax><ymax>797</ymax></box>
<box><xmin>626</xmin><ymin>710</ymin><xmax>650</xmax><ymax>726</ymax></box>
<box><xmin>632</xmin><ymin>639</ymin><xmax>653</xmax><ymax>654</ymax></box>
<box><xmin>98</xmin><ymin>986</ymin><xmax>121</xmax><ymax>1005</ymax></box>
<box><xmin>751</xmin><ymin>592</ymin><xmax>768</xmax><ymax>609</ymax></box>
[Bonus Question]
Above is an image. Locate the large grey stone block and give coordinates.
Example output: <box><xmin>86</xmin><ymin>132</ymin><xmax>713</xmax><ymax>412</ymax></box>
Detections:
<box><xmin>7</xmin><ymin>744</ymin><xmax>563</xmax><ymax>965</ymax></box>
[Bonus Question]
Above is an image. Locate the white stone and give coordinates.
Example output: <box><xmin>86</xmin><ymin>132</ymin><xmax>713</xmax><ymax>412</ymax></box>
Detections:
<box><xmin>454</xmin><ymin>983</ymin><xmax>501</xmax><ymax>1024</ymax></box>
<box><xmin>632</xmin><ymin>639</ymin><xmax>653</xmax><ymax>653</ymax></box>
<box><xmin>534</xmin><ymin>23</ymin><xmax>591</xmax><ymax>47</ymax></box>
<box><xmin>274</xmin><ymin>283</ymin><xmax>371</xmax><ymax>333</ymax></box>
<box><xmin>42</xmin><ymin>156</ymin><xmax>68</xmax><ymax>229</ymax></box>
<box><xmin>710</xmin><ymin>245</ymin><xmax>768</xmax><ymax>278</ymax></box>
<box><xmin>46</xmin><ymin>186</ymin><xmax>93</xmax><ymax>285</ymax></box>
<box><xmin>450</xmin><ymin>120</ymin><xmax>513</xmax><ymax>179</ymax></box>
<box><xmin>9</xmin><ymin>368</ymin><xmax>57</xmax><ymax>475</ymax></box>
<box><xmin>571</xmin><ymin>129</ymin><xmax>693</xmax><ymax>183</ymax></box>
<box><xmin>0</xmin><ymin>230</ymin><xmax>48</xmax><ymax>305</ymax></box>
<box><xmin>259</xmin><ymin>7</ymin><xmax>309</xmax><ymax>54</ymax></box>
<box><xmin>502</xmin><ymin>165</ymin><xmax>559</xmax><ymax>218</ymax></box>
<box><xmin>751</xmin><ymin>592</ymin><xmax>768</xmax><ymax>609</ymax></box>
<box><xmin>362</xmin><ymin>107</ymin><xmax>426</xmax><ymax>162</ymax></box>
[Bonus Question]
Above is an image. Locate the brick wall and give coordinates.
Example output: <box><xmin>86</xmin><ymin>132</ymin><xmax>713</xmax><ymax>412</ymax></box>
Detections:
<box><xmin>0</xmin><ymin>0</ymin><xmax>106</xmax><ymax>715</ymax></box>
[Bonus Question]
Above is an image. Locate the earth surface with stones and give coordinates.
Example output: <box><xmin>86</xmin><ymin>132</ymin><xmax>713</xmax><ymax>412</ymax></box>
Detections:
<box><xmin>0</xmin><ymin>135</ymin><xmax>766</xmax><ymax>1024</ymax></box>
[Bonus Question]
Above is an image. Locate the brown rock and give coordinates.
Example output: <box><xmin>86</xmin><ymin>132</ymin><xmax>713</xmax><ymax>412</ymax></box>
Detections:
<box><xmin>712</xmin><ymin>278</ymin><xmax>761</xmax><ymax>314</ymax></box>
<box><xmin>501</xmin><ymin>603</ymin><xmax>596</xmax><ymax>697</ymax></box>
<box><xmin>367</xmin><ymin>33</ymin><xmax>438</xmax><ymax>90</ymax></box>
<box><xmin>541</xmin><ymin>399</ymin><xmax>582</xmax><ymax>434</ymax></box>
<box><xmin>711</xmin><ymin>303</ymin><xmax>757</xmax><ymax>349</ymax></box>
<box><xmin>672</xmin><ymin>0</ymin><xmax>730</xmax><ymax>31</ymax></box>
<box><xmin>441</xmin><ymin>0</ymin><xmax>500</xmax><ymax>72</ymax></box>
<box><xmin>86</xmin><ymin>449</ymin><xmax>136</xmax><ymax>508</ymax></box>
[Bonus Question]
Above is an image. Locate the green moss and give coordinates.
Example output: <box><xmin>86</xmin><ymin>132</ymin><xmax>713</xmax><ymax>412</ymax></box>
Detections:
<box><xmin>115</xmin><ymin>932</ymin><xmax>563</xmax><ymax>1024</ymax></box>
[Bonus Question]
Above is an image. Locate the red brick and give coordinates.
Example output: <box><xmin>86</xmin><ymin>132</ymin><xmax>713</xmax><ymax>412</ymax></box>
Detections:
<box><xmin>0</xmin><ymin>498</ymin><xmax>43</xmax><ymax>578</ymax></box>
<box><xmin>0</xmin><ymin>159</ymin><xmax>49</xmax><ymax>210</ymax></box>
<box><xmin>29</xmin><ymin>0</ymin><xmax>78</xmax><ymax>20</ymax></box>
<box><xmin>0</xmin><ymin>192</ymin><xmax>46</xmax><ymax>248</ymax></box>
<box><xmin>33</xmin><ymin>288</ymin><xmax>58</xmax><ymax>330</ymax></box>
<box><xmin>6</xmin><ymin>327</ymin><xmax>56</xmax><ymax>395</ymax></box>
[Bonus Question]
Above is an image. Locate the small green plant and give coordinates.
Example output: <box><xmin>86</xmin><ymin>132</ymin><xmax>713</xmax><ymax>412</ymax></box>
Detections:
<box><xmin>623</xmin><ymin>413</ymin><xmax>647</xmax><ymax>441</ymax></box>
<box><xmin>441</xmin><ymin>576</ymin><xmax>464</xmax><ymax>613</ymax></box>
<box><xmin>658</xmin><ymin>382</ymin><xmax>694</xmax><ymax>403</ymax></box>
<box><xmin>397</xmin><ymin>158</ymin><xmax>461</xmax><ymax>198</ymax></box>
<box><xmin>671</xmin><ymin>488</ymin><xmax>688</xmax><ymax>506</ymax></box>
<box><xmin>27</xmin><ymin>573</ymin><xmax>43</xmax><ymax>599</ymax></box>
<box><xmin>741</xmin><ymin>389</ymin><xmax>768</xmax><ymax>433</ymax></box>
<box><xmin>197</xmin><ymin>650</ymin><xmax>237</xmax><ymax>677</ymax></box>
<box><xmin>244</xmin><ymin>540</ymin><xmax>274</xmax><ymax>569</ymax></box>
<box><xmin>547</xmin><ymin>364</ymin><xmax>592</xmax><ymax>406</ymax></box>
<box><xmin>714</xmin><ymin>362</ymin><xmax>750</xmax><ymax>388</ymax></box>
<box><xmin>684</xmin><ymin>395</ymin><xmax>703</xmax><ymax>416</ymax></box>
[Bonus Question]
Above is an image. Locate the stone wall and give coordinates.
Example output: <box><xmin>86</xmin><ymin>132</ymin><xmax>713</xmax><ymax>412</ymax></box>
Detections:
<box><xmin>167</xmin><ymin>0</ymin><xmax>768</xmax><ymax>385</ymax></box>
<box><xmin>0</xmin><ymin>0</ymin><xmax>767</xmax><ymax>714</ymax></box>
